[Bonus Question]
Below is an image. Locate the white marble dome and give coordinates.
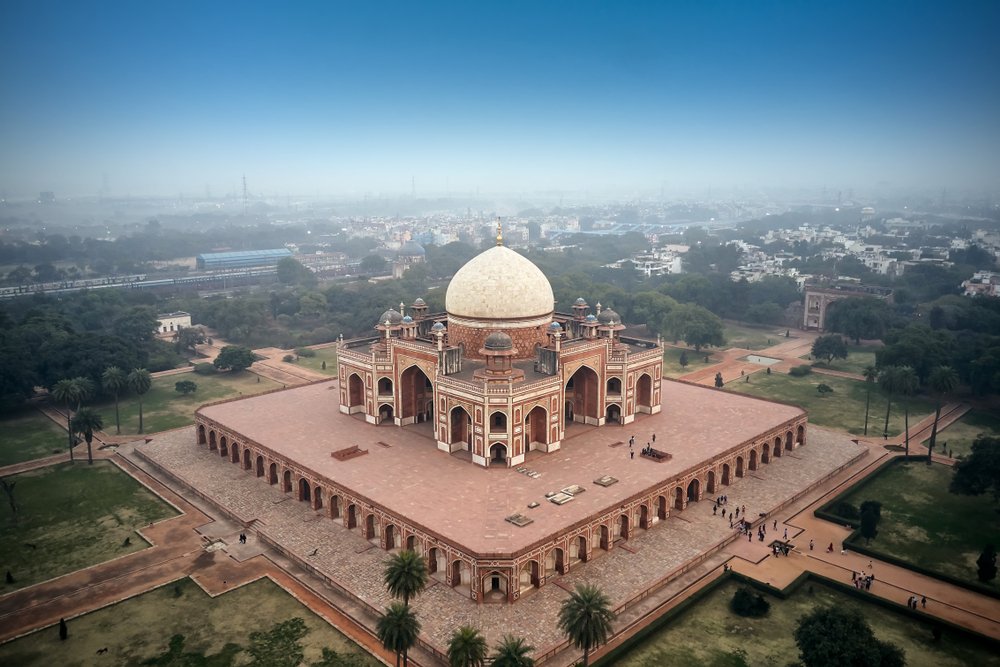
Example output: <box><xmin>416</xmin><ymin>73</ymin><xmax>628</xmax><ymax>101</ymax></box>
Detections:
<box><xmin>445</xmin><ymin>246</ymin><xmax>554</xmax><ymax>322</ymax></box>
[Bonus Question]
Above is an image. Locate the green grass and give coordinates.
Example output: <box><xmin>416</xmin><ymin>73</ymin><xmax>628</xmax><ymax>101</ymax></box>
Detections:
<box><xmin>926</xmin><ymin>409</ymin><xmax>1000</xmax><ymax>459</ymax></box>
<box><xmin>291</xmin><ymin>346</ymin><xmax>339</xmax><ymax>376</ymax></box>
<box><xmin>722</xmin><ymin>322</ymin><xmax>787</xmax><ymax>351</ymax></box>
<box><xmin>836</xmin><ymin>460</ymin><xmax>1000</xmax><ymax>589</ymax></box>
<box><xmin>0</xmin><ymin>461</ymin><xmax>177</xmax><ymax>591</ymax></box>
<box><xmin>612</xmin><ymin>578</ymin><xmax>999</xmax><ymax>667</ymax></box>
<box><xmin>662</xmin><ymin>347</ymin><xmax>718</xmax><ymax>378</ymax></box>
<box><xmin>726</xmin><ymin>371</ymin><xmax>935</xmax><ymax>437</ymax></box>
<box><xmin>92</xmin><ymin>371</ymin><xmax>282</xmax><ymax>435</ymax></box>
<box><xmin>0</xmin><ymin>407</ymin><xmax>68</xmax><ymax>466</ymax></box>
<box><xmin>807</xmin><ymin>344</ymin><xmax>880</xmax><ymax>376</ymax></box>
<box><xmin>0</xmin><ymin>576</ymin><xmax>379</xmax><ymax>667</ymax></box>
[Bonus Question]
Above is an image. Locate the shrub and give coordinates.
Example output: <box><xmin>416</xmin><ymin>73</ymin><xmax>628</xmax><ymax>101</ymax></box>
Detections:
<box><xmin>789</xmin><ymin>365</ymin><xmax>813</xmax><ymax>377</ymax></box>
<box><xmin>193</xmin><ymin>363</ymin><xmax>218</xmax><ymax>375</ymax></box>
<box><xmin>834</xmin><ymin>501</ymin><xmax>859</xmax><ymax>520</ymax></box>
<box><xmin>730</xmin><ymin>586</ymin><xmax>771</xmax><ymax>617</ymax></box>
<box><xmin>174</xmin><ymin>380</ymin><xmax>198</xmax><ymax>395</ymax></box>
<box><xmin>296</xmin><ymin>347</ymin><xmax>317</xmax><ymax>357</ymax></box>
<box><xmin>817</xmin><ymin>383</ymin><xmax>834</xmax><ymax>396</ymax></box>
<box><xmin>283</xmin><ymin>354</ymin><xmax>296</xmax><ymax>363</ymax></box>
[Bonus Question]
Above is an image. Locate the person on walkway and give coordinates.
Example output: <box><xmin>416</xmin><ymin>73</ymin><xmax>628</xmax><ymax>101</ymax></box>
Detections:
<box><xmin>652</xmin><ymin>433</ymin><xmax>656</xmax><ymax>443</ymax></box>
<box><xmin>809</xmin><ymin>539</ymin><xmax>814</xmax><ymax>551</ymax></box>
<box><xmin>784</xmin><ymin>528</ymin><xmax>788</xmax><ymax>540</ymax></box>
<box><xmin>773</xmin><ymin>519</ymin><xmax>777</xmax><ymax>530</ymax></box>
<box><xmin>630</xmin><ymin>450</ymin><xmax>634</xmax><ymax>459</ymax></box>
<box><xmin>713</xmin><ymin>505</ymin><xmax>717</xmax><ymax>515</ymax></box>
<box><xmin>921</xmin><ymin>596</ymin><xmax>927</xmax><ymax>608</ymax></box>
<box><xmin>827</xmin><ymin>542</ymin><xmax>834</xmax><ymax>553</ymax></box>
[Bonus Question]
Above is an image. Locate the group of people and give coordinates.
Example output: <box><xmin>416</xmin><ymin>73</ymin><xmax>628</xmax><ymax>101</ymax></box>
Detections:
<box><xmin>628</xmin><ymin>433</ymin><xmax>660</xmax><ymax>460</ymax></box>
<box><xmin>907</xmin><ymin>595</ymin><xmax>927</xmax><ymax>609</ymax></box>
<box><xmin>852</xmin><ymin>570</ymin><xmax>875</xmax><ymax>590</ymax></box>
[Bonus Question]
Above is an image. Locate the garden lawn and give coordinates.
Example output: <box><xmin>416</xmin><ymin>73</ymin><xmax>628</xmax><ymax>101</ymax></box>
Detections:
<box><xmin>662</xmin><ymin>347</ymin><xmax>718</xmax><ymax>378</ymax></box>
<box><xmin>93</xmin><ymin>371</ymin><xmax>282</xmax><ymax>435</ymax></box>
<box><xmin>293</xmin><ymin>346</ymin><xmax>339</xmax><ymax>376</ymax></box>
<box><xmin>726</xmin><ymin>371</ymin><xmax>935</xmax><ymax>437</ymax></box>
<box><xmin>611</xmin><ymin>578</ymin><xmax>998</xmax><ymax>667</ymax></box>
<box><xmin>835</xmin><ymin>460</ymin><xmax>1000</xmax><ymax>589</ymax></box>
<box><xmin>0</xmin><ymin>407</ymin><xmax>67</xmax><ymax>466</ymax></box>
<box><xmin>0</xmin><ymin>576</ymin><xmax>379</xmax><ymax>667</ymax></box>
<box><xmin>927</xmin><ymin>409</ymin><xmax>1000</xmax><ymax>459</ymax></box>
<box><xmin>0</xmin><ymin>461</ymin><xmax>177</xmax><ymax>592</ymax></box>
<box><xmin>806</xmin><ymin>344</ymin><xmax>879</xmax><ymax>376</ymax></box>
<box><xmin>721</xmin><ymin>322</ymin><xmax>788</xmax><ymax>351</ymax></box>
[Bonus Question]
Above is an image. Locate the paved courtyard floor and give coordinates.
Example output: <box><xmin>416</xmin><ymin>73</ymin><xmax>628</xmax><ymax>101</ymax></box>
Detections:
<box><xmin>138</xmin><ymin>424</ymin><xmax>865</xmax><ymax>654</ymax></box>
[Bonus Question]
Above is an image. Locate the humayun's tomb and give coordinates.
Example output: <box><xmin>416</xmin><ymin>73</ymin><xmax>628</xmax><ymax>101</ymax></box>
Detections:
<box><xmin>185</xmin><ymin>227</ymin><xmax>814</xmax><ymax>604</ymax></box>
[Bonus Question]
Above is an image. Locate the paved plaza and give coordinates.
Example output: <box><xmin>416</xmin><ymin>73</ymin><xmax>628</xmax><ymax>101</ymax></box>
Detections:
<box><xmin>198</xmin><ymin>378</ymin><xmax>804</xmax><ymax>553</ymax></box>
<box><xmin>138</xmin><ymin>423</ymin><xmax>865</xmax><ymax>654</ymax></box>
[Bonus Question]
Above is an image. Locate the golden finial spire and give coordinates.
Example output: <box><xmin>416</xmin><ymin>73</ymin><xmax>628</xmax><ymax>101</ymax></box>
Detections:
<box><xmin>496</xmin><ymin>217</ymin><xmax>503</xmax><ymax>246</ymax></box>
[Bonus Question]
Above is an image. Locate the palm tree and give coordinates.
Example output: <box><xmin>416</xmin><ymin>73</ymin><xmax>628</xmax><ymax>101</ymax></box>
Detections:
<box><xmin>384</xmin><ymin>549</ymin><xmax>429</xmax><ymax>605</ymax></box>
<box><xmin>102</xmin><ymin>366</ymin><xmax>127</xmax><ymax>435</ymax></box>
<box><xmin>71</xmin><ymin>408</ymin><xmax>104</xmax><ymax>464</ymax></box>
<box><xmin>878</xmin><ymin>366</ymin><xmax>900</xmax><ymax>438</ymax></box>
<box><xmin>127</xmin><ymin>368</ymin><xmax>153</xmax><ymax>434</ymax></box>
<box><xmin>51</xmin><ymin>377</ymin><xmax>91</xmax><ymax>461</ymax></box>
<box><xmin>447</xmin><ymin>626</ymin><xmax>488</xmax><ymax>667</ymax></box>
<box><xmin>896</xmin><ymin>366</ymin><xmax>919</xmax><ymax>459</ymax></box>
<box><xmin>926</xmin><ymin>365</ymin><xmax>959</xmax><ymax>462</ymax></box>
<box><xmin>862</xmin><ymin>365</ymin><xmax>878</xmax><ymax>436</ymax></box>
<box><xmin>489</xmin><ymin>635</ymin><xmax>535</xmax><ymax>667</ymax></box>
<box><xmin>557</xmin><ymin>583</ymin><xmax>615</xmax><ymax>667</ymax></box>
<box><xmin>376</xmin><ymin>602</ymin><xmax>420</xmax><ymax>667</ymax></box>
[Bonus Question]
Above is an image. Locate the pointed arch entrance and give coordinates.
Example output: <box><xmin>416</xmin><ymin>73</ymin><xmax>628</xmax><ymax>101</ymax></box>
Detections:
<box><xmin>749</xmin><ymin>449</ymin><xmax>758</xmax><ymax>471</ymax></box>
<box><xmin>449</xmin><ymin>406</ymin><xmax>472</xmax><ymax>449</ymax></box>
<box><xmin>489</xmin><ymin>442</ymin><xmax>508</xmax><ymax>467</ymax></box>
<box><xmin>636</xmin><ymin>373</ymin><xmax>653</xmax><ymax>413</ymax></box>
<box><xmin>347</xmin><ymin>373</ymin><xmax>365</xmax><ymax>413</ymax></box>
<box><xmin>687</xmin><ymin>478</ymin><xmax>700</xmax><ymax>502</ymax></box>
<box><xmin>565</xmin><ymin>365</ymin><xmax>600</xmax><ymax>424</ymax></box>
<box><xmin>400</xmin><ymin>365</ymin><xmax>433</xmax><ymax>424</ymax></box>
<box><xmin>722</xmin><ymin>463</ymin><xmax>731</xmax><ymax>485</ymax></box>
<box><xmin>525</xmin><ymin>406</ymin><xmax>548</xmax><ymax>450</ymax></box>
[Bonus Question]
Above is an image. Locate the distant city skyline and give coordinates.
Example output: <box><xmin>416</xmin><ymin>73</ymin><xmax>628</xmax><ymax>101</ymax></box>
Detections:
<box><xmin>1</xmin><ymin>1</ymin><xmax>999</xmax><ymax>198</ymax></box>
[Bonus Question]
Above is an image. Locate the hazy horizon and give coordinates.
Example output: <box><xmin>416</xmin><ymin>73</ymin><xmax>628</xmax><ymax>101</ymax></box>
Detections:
<box><xmin>2</xmin><ymin>1</ymin><xmax>999</xmax><ymax>199</ymax></box>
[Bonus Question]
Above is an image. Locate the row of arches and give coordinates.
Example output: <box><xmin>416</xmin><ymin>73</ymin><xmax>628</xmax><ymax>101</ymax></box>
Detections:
<box><xmin>347</xmin><ymin>366</ymin><xmax>434</xmax><ymax>425</ymax></box>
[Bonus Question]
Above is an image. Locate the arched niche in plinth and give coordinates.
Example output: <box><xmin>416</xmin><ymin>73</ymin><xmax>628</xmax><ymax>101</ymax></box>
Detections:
<box><xmin>706</xmin><ymin>470</ymin><xmax>716</xmax><ymax>494</ymax></box>
<box><xmin>657</xmin><ymin>495</ymin><xmax>668</xmax><ymax>520</ymax></box>
<box><xmin>722</xmin><ymin>463</ymin><xmax>731</xmax><ymax>486</ymax></box>
<box><xmin>483</xmin><ymin>570</ymin><xmax>509</xmax><ymax>602</ymax></box>
<box><xmin>489</xmin><ymin>442</ymin><xmax>508</xmax><ymax>467</ymax></box>
<box><xmin>255</xmin><ymin>455</ymin><xmax>265</xmax><ymax>477</ymax></box>
<box><xmin>735</xmin><ymin>456</ymin><xmax>744</xmax><ymax>478</ymax></box>
<box><xmin>570</xmin><ymin>534</ymin><xmax>589</xmax><ymax>564</ymax></box>
<box><xmin>773</xmin><ymin>437</ymin><xmax>783</xmax><ymax>458</ymax></box>
<box><xmin>786</xmin><ymin>431</ymin><xmax>794</xmax><ymax>451</ymax></box>
<box><xmin>282</xmin><ymin>469</ymin><xmax>292</xmax><ymax>493</ymax></box>
<box><xmin>687</xmin><ymin>478</ymin><xmax>700</xmax><ymax>503</ymax></box>
<box><xmin>797</xmin><ymin>424</ymin><xmax>806</xmax><ymax>446</ymax></box>
<box><xmin>198</xmin><ymin>425</ymin><xmax>207</xmax><ymax>446</ymax></box>
<box><xmin>749</xmin><ymin>449</ymin><xmax>758</xmax><ymax>471</ymax></box>
<box><xmin>544</xmin><ymin>547</ymin><xmax>566</xmax><ymax>576</ymax></box>
<box><xmin>268</xmin><ymin>462</ymin><xmax>278</xmax><ymax>485</ymax></box>
<box><xmin>518</xmin><ymin>560</ymin><xmax>540</xmax><ymax>594</ymax></box>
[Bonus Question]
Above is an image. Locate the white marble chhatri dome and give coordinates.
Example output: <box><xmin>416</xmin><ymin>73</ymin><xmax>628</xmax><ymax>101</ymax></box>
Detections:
<box><xmin>445</xmin><ymin>246</ymin><xmax>554</xmax><ymax>323</ymax></box>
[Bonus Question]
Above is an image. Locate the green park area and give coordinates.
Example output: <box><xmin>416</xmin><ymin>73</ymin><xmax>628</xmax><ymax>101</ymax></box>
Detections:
<box><xmin>727</xmin><ymin>371</ymin><xmax>934</xmax><ymax>437</ymax></box>
<box><xmin>0</xmin><ymin>462</ymin><xmax>177</xmax><ymax>592</ymax></box>
<box><xmin>0</xmin><ymin>576</ymin><xmax>378</xmax><ymax>667</ymax></box>
<box><xmin>721</xmin><ymin>322</ymin><xmax>788</xmax><ymax>351</ymax></box>
<box><xmin>926</xmin><ymin>409</ymin><xmax>1000</xmax><ymax>459</ymax></box>
<box><xmin>805</xmin><ymin>344</ymin><xmax>880</xmax><ymax>376</ymax></box>
<box><xmin>292</xmin><ymin>346</ymin><xmax>339</xmax><ymax>376</ymax></box>
<box><xmin>661</xmin><ymin>347</ymin><xmax>717</xmax><ymax>378</ymax></box>
<box><xmin>609</xmin><ymin>578</ymin><xmax>999</xmax><ymax>667</ymax></box>
<box><xmin>91</xmin><ymin>371</ymin><xmax>282</xmax><ymax>436</ymax></box>
<box><xmin>831</xmin><ymin>460</ymin><xmax>1000</xmax><ymax>589</ymax></box>
<box><xmin>0</xmin><ymin>407</ymin><xmax>67</xmax><ymax>466</ymax></box>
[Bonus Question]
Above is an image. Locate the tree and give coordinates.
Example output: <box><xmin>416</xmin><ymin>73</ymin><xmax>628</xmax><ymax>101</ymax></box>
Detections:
<box><xmin>360</xmin><ymin>254</ymin><xmax>388</xmax><ymax>275</ymax></box>
<box><xmin>101</xmin><ymin>366</ymin><xmax>127</xmax><ymax>435</ymax></box>
<box><xmin>663</xmin><ymin>304</ymin><xmax>725</xmax><ymax>351</ymax></box>
<box><xmin>817</xmin><ymin>383</ymin><xmax>833</xmax><ymax>397</ymax></box>
<box><xmin>977</xmin><ymin>545</ymin><xmax>997</xmax><ymax>583</ymax></box>
<box><xmin>246</xmin><ymin>617</ymin><xmax>307</xmax><ymax>667</ymax></box>
<box><xmin>678</xmin><ymin>350</ymin><xmax>688</xmax><ymax>368</ymax></box>
<box><xmin>862</xmin><ymin>365</ymin><xmax>878</xmax><ymax>436</ymax></box>
<box><xmin>383</xmin><ymin>549</ymin><xmax>429</xmax><ymax>605</ymax></box>
<box><xmin>173</xmin><ymin>326</ymin><xmax>206</xmax><ymax>354</ymax></box>
<box><xmin>213</xmin><ymin>345</ymin><xmax>256</xmax><ymax>372</ymax></box>
<box><xmin>877</xmin><ymin>366</ymin><xmax>902</xmax><ymax>439</ymax></box>
<box><xmin>794</xmin><ymin>607</ymin><xmax>904</xmax><ymax>667</ymax></box>
<box><xmin>950</xmin><ymin>436</ymin><xmax>1000</xmax><ymax>502</ymax></box>
<box><xmin>376</xmin><ymin>602</ymin><xmax>420</xmax><ymax>667</ymax></box>
<box><xmin>859</xmin><ymin>501</ymin><xmax>881</xmax><ymax>545</ymax></box>
<box><xmin>896</xmin><ymin>366</ymin><xmax>919</xmax><ymax>458</ymax></box>
<box><xmin>447</xmin><ymin>626</ymin><xmax>488</xmax><ymax>667</ymax></box>
<box><xmin>51</xmin><ymin>377</ymin><xmax>91</xmax><ymax>461</ymax></box>
<box><xmin>127</xmin><ymin>368</ymin><xmax>152</xmax><ymax>434</ymax></box>
<box><xmin>71</xmin><ymin>408</ymin><xmax>104</xmax><ymax>465</ymax></box>
<box><xmin>175</xmin><ymin>380</ymin><xmax>198</xmax><ymax>395</ymax></box>
<box><xmin>557</xmin><ymin>583</ymin><xmax>614</xmax><ymax>667</ymax></box>
<box><xmin>277</xmin><ymin>257</ymin><xmax>317</xmax><ymax>286</ymax></box>
<box><xmin>811</xmin><ymin>334</ymin><xmax>848</xmax><ymax>365</ymax></box>
<box><xmin>824</xmin><ymin>297</ymin><xmax>890</xmax><ymax>344</ymax></box>
<box><xmin>729</xmin><ymin>586</ymin><xmax>770</xmax><ymax>617</ymax></box>
<box><xmin>310</xmin><ymin>647</ymin><xmax>369</xmax><ymax>667</ymax></box>
<box><xmin>926</xmin><ymin>365</ymin><xmax>959</xmax><ymax>462</ymax></box>
<box><xmin>489</xmin><ymin>635</ymin><xmax>535</xmax><ymax>667</ymax></box>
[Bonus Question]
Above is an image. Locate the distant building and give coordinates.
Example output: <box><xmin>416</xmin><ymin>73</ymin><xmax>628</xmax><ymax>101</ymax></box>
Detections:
<box><xmin>802</xmin><ymin>283</ymin><xmax>893</xmax><ymax>331</ymax></box>
<box><xmin>392</xmin><ymin>241</ymin><xmax>426</xmax><ymax>279</ymax></box>
<box><xmin>195</xmin><ymin>248</ymin><xmax>292</xmax><ymax>270</ymax></box>
<box><xmin>157</xmin><ymin>311</ymin><xmax>192</xmax><ymax>334</ymax></box>
<box><xmin>961</xmin><ymin>271</ymin><xmax>1000</xmax><ymax>298</ymax></box>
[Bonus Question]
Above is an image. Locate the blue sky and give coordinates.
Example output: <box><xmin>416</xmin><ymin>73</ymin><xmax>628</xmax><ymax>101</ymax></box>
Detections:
<box><xmin>1</xmin><ymin>1</ymin><xmax>998</xmax><ymax>198</ymax></box>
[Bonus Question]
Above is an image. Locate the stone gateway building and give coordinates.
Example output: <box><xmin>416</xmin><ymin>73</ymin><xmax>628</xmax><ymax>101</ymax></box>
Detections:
<box><xmin>192</xmin><ymin>229</ymin><xmax>810</xmax><ymax>604</ymax></box>
<box><xmin>337</xmin><ymin>229</ymin><xmax>663</xmax><ymax>468</ymax></box>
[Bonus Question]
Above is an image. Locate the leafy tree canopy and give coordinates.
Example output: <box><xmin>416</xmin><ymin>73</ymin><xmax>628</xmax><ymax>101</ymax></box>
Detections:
<box><xmin>794</xmin><ymin>607</ymin><xmax>904</xmax><ymax>667</ymax></box>
<box><xmin>213</xmin><ymin>345</ymin><xmax>257</xmax><ymax>372</ymax></box>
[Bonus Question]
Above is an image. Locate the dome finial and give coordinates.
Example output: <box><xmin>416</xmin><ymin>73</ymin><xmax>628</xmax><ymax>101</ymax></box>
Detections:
<box><xmin>496</xmin><ymin>217</ymin><xmax>503</xmax><ymax>246</ymax></box>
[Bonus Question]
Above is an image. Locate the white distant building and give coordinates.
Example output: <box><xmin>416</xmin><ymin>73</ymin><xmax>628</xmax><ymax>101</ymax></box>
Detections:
<box><xmin>961</xmin><ymin>271</ymin><xmax>1000</xmax><ymax>298</ymax></box>
<box><xmin>156</xmin><ymin>311</ymin><xmax>192</xmax><ymax>334</ymax></box>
